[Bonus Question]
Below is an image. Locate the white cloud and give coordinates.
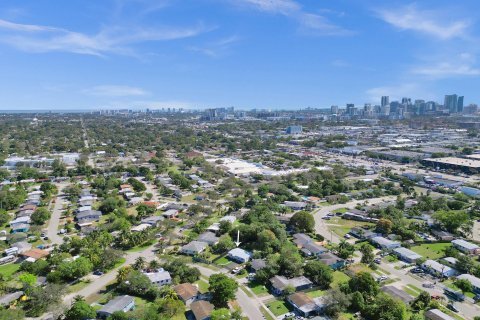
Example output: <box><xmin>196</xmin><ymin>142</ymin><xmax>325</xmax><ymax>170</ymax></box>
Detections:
<box><xmin>234</xmin><ymin>0</ymin><xmax>351</xmax><ymax>35</ymax></box>
<box><xmin>375</xmin><ymin>4</ymin><xmax>469</xmax><ymax>40</ymax></box>
<box><xmin>411</xmin><ymin>53</ymin><xmax>480</xmax><ymax>78</ymax></box>
<box><xmin>0</xmin><ymin>18</ymin><xmax>210</xmax><ymax>56</ymax></box>
<box><xmin>84</xmin><ymin>85</ymin><xmax>149</xmax><ymax>97</ymax></box>
<box><xmin>188</xmin><ymin>35</ymin><xmax>240</xmax><ymax>57</ymax></box>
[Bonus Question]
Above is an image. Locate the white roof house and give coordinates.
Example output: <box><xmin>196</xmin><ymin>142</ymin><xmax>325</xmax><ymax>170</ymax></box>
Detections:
<box><xmin>143</xmin><ymin>268</ymin><xmax>172</xmax><ymax>287</ymax></box>
<box><xmin>457</xmin><ymin>274</ymin><xmax>480</xmax><ymax>292</ymax></box>
<box><xmin>393</xmin><ymin>247</ymin><xmax>422</xmax><ymax>263</ymax></box>
<box><xmin>421</xmin><ymin>260</ymin><xmax>457</xmax><ymax>277</ymax></box>
<box><xmin>130</xmin><ymin>224</ymin><xmax>151</xmax><ymax>232</ymax></box>
<box><xmin>227</xmin><ymin>248</ymin><xmax>252</xmax><ymax>263</ymax></box>
<box><xmin>452</xmin><ymin>239</ymin><xmax>480</xmax><ymax>254</ymax></box>
<box><xmin>370</xmin><ymin>236</ymin><xmax>401</xmax><ymax>250</ymax></box>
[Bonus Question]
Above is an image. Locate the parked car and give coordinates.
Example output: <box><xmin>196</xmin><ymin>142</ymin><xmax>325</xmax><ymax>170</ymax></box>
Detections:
<box><xmin>344</xmin><ymin>234</ymin><xmax>351</xmax><ymax>239</ymax></box>
<box><xmin>93</xmin><ymin>270</ymin><xmax>104</xmax><ymax>276</ymax></box>
<box><xmin>374</xmin><ymin>258</ymin><xmax>381</xmax><ymax>264</ymax></box>
<box><xmin>422</xmin><ymin>282</ymin><xmax>434</xmax><ymax>288</ymax></box>
<box><xmin>447</xmin><ymin>303</ymin><xmax>459</xmax><ymax>313</ymax></box>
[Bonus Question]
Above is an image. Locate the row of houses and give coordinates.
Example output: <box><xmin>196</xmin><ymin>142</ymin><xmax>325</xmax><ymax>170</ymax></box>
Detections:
<box><xmin>74</xmin><ymin>188</ymin><xmax>102</xmax><ymax>226</ymax></box>
<box><xmin>9</xmin><ymin>188</ymin><xmax>46</xmax><ymax>234</ymax></box>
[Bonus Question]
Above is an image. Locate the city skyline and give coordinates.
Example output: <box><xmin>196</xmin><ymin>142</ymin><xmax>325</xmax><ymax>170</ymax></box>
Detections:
<box><xmin>0</xmin><ymin>0</ymin><xmax>479</xmax><ymax>110</ymax></box>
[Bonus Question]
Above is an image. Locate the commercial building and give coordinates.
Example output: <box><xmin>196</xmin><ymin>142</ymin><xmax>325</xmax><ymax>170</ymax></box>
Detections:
<box><xmin>422</xmin><ymin>157</ymin><xmax>480</xmax><ymax>173</ymax></box>
<box><xmin>286</xmin><ymin>125</ymin><xmax>303</xmax><ymax>135</ymax></box>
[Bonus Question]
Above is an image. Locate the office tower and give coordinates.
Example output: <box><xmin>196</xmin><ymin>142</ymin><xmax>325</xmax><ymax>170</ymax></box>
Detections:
<box><xmin>401</xmin><ymin>98</ymin><xmax>412</xmax><ymax>106</ymax></box>
<box><xmin>381</xmin><ymin>96</ymin><xmax>389</xmax><ymax>107</ymax></box>
<box><xmin>331</xmin><ymin>105</ymin><xmax>339</xmax><ymax>114</ymax></box>
<box><xmin>346</xmin><ymin>103</ymin><xmax>355</xmax><ymax>116</ymax></box>
<box><xmin>390</xmin><ymin>101</ymin><xmax>399</xmax><ymax>113</ymax></box>
<box><xmin>444</xmin><ymin>94</ymin><xmax>460</xmax><ymax>113</ymax></box>
<box><xmin>380</xmin><ymin>104</ymin><xmax>390</xmax><ymax>116</ymax></box>
<box><xmin>458</xmin><ymin>96</ymin><xmax>464</xmax><ymax>112</ymax></box>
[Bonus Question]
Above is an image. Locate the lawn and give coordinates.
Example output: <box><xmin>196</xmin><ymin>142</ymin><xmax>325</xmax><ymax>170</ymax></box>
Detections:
<box><xmin>326</xmin><ymin>217</ymin><xmax>374</xmax><ymax>237</ymax></box>
<box><xmin>443</xmin><ymin>280</ymin><xmax>476</xmax><ymax>299</ymax></box>
<box><xmin>306</xmin><ymin>289</ymin><xmax>326</xmax><ymax>298</ymax></box>
<box><xmin>195</xmin><ymin>279</ymin><xmax>209</xmax><ymax>293</ymax></box>
<box><xmin>248</xmin><ymin>282</ymin><xmax>269</xmax><ymax>296</ymax></box>
<box><xmin>260</xmin><ymin>306</ymin><xmax>275</xmax><ymax>320</ymax></box>
<box><xmin>214</xmin><ymin>256</ymin><xmax>230</xmax><ymax>266</ymax></box>
<box><xmin>403</xmin><ymin>284</ymin><xmax>422</xmax><ymax>297</ymax></box>
<box><xmin>410</xmin><ymin>243</ymin><xmax>451</xmax><ymax>260</ymax></box>
<box><xmin>333</xmin><ymin>208</ymin><xmax>348</xmax><ymax>214</ymax></box>
<box><xmin>126</xmin><ymin>241</ymin><xmax>154</xmax><ymax>253</ymax></box>
<box><xmin>68</xmin><ymin>280</ymin><xmax>91</xmax><ymax>293</ymax></box>
<box><xmin>332</xmin><ymin>271</ymin><xmax>350</xmax><ymax>287</ymax></box>
<box><xmin>0</xmin><ymin>263</ymin><xmax>20</xmax><ymax>277</ymax></box>
<box><xmin>266</xmin><ymin>300</ymin><xmax>291</xmax><ymax>317</ymax></box>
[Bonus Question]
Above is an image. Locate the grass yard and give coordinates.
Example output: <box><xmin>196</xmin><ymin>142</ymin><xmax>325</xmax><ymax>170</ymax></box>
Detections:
<box><xmin>326</xmin><ymin>217</ymin><xmax>374</xmax><ymax>237</ymax></box>
<box><xmin>195</xmin><ymin>279</ymin><xmax>209</xmax><ymax>293</ymax></box>
<box><xmin>0</xmin><ymin>263</ymin><xmax>20</xmax><ymax>277</ymax></box>
<box><xmin>68</xmin><ymin>280</ymin><xmax>91</xmax><ymax>293</ymax></box>
<box><xmin>248</xmin><ymin>282</ymin><xmax>269</xmax><ymax>296</ymax></box>
<box><xmin>306</xmin><ymin>289</ymin><xmax>326</xmax><ymax>298</ymax></box>
<box><xmin>266</xmin><ymin>300</ymin><xmax>291</xmax><ymax>317</ymax></box>
<box><xmin>214</xmin><ymin>256</ymin><xmax>230</xmax><ymax>266</ymax></box>
<box><xmin>332</xmin><ymin>271</ymin><xmax>351</xmax><ymax>287</ymax></box>
<box><xmin>403</xmin><ymin>284</ymin><xmax>422</xmax><ymax>297</ymax></box>
<box><xmin>333</xmin><ymin>208</ymin><xmax>348</xmax><ymax>214</ymax></box>
<box><xmin>410</xmin><ymin>243</ymin><xmax>451</xmax><ymax>260</ymax></box>
<box><xmin>443</xmin><ymin>280</ymin><xmax>476</xmax><ymax>298</ymax></box>
<box><xmin>260</xmin><ymin>306</ymin><xmax>275</xmax><ymax>320</ymax></box>
<box><xmin>126</xmin><ymin>241</ymin><xmax>154</xmax><ymax>253</ymax></box>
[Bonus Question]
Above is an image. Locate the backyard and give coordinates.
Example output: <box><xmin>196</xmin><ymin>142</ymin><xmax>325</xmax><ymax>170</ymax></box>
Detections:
<box><xmin>410</xmin><ymin>243</ymin><xmax>451</xmax><ymax>260</ymax></box>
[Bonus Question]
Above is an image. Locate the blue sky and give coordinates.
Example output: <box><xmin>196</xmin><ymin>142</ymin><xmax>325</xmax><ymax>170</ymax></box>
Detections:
<box><xmin>0</xmin><ymin>0</ymin><xmax>479</xmax><ymax>110</ymax></box>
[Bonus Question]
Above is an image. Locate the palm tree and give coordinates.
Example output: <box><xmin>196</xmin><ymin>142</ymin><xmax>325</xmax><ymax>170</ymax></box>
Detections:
<box><xmin>149</xmin><ymin>259</ymin><xmax>161</xmax><ymax>270</ymax></box>
<box><xmin>116</xmin><ymin>266</ymin><xmax>132</xmax><ymax>283</ymax></box>
<box><xmin>133</xmin><ymin>257</ymin><xmax>146</xmax><ymax>271</ymax></box>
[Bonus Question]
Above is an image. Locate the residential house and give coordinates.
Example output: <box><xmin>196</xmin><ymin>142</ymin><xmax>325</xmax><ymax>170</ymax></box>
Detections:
<box><xmin>318</xmin><ymin>252</ymin><xmax>346</xmax><ymax>270</ymax></box>
<box><xmin>451</xmin><ymin>239</ymin><xmax>480</xmax><ymax>255</ymax></box>
<box><xmin>393</xmin><ymin>247</ymin><xmax>422</xmax><ymax>263</ymax></box>
<box><xmin>11</xmin><ymin>223</ymin><xmax>30</xmax><ymax>233</ymax></box>
<box><xmin>0</xmin><ymin>291</ymin><xmax>24</xmax><ymax>307</ymax></box>
<box><xmin>140</xmin><ymin>216</ymin><xmax>164</xmax><ymax>227</ymax></box>
<box><xmin>143</xmin><ymin>268</ymin><xmax>172</xmax><ymax>287</ymax></box>
<box><xmin>284</xmin><ymin>201</ymin><xmax>308</xmax><ymax>210</ymax></box>
<box><xmin>250</xmin><ymin>259</ymin><xmax>267</xmax><ymax>273</ymax></box>
<box><xmin>19</xmin><ymin>248</ymin><xmax>50</xmax><ymax>261</ymax></box>
<box><xmin>421</xmin><ymin>260</ymin><xmax>457</xmax><ymax>278</ymax></box>
<box><xmin>174</xmin><ymin>283</ymin><xmax>198</xmax><ymax>305</ymax></box>
<box><xmin>131</xmin><ymin>224</ymin><xmax>151</xmax><ymax>232</ymax></box>
<box><xmin>431</xmin><ymin>230</ymin><xmax>454</xmax><ymax>241</ymax></box>
<box><xmin>381</xmin><ymin>286</ymin><xmax>414</xmax><ymax>304</ymax></box>
<box><xmin>370</xmin><ymin>237</ymin><xmax>401</xmax><ymax>250</ymax></box>
<box><xmin>349</xmin><ymin>227</ymin><xmax>379</xmax><ymax>240</ymax></box>
<box><xmin>181</xmin><ymin>241</ymin><xmax>208</xmax><ymax>256</ymax></box>
<box><xmin>301</xmin><ymin>242</ymin><xmax>328</xmax><ymax>257</ymax></box>
<box><xmin>75</xmin><ymin>210</ymin><xmax>101</xmax><ymax>224</ymax></box>
<box><xmin>425</xmin><ymin>309</ymin><xmax>455</xmax><ymax>320</ymax></box>
<box><xmin>190</xmin><ymin>300</ymin><xmax>214</xmax><ymax>320</ymax></box>
<box><xmin>162</xmin><ymin>209</ymin><xmax>179</xmax><ymax>219</ymax></box>
<box><xmin>227</xmin><ymin>248</ymin><xmax>252</xmax><ymax>263</ymax></box>
<box><xmin>456</xmin><ymin>274</ymin><xmax>480</xmax><ymax>294</ymax></box>
<box><xmin>343</xmin><ymin>209</ymin><xmax>378</xmax><ymax>223</ymax></box>
<box><xmin>97</xmin><ymin>295</ymin><xmax>135</xmax><ymax>319</ymax></box>
<box><xmin>287</xmin><ymin>292</ymin><xmax>321</xmax><ymax>317</ymax></box>
<box><xmin>197</xmin><ymin>232</ymin><xmax>220</xmax><ymax>246</ymax></box>
<box><xmin>270</xmin><ymin>275</ymin><xmax>313</xmax><ymax>295</ymax></box>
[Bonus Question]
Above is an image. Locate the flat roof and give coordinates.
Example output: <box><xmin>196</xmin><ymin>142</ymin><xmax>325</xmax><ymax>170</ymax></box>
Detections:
<box><xmin>423</xmin><ymin>157</ymin><xmax>480</xmax><ymax>168</ymax></box>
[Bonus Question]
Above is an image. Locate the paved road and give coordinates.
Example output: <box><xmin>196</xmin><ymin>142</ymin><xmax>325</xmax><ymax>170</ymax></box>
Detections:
<box><xmin>193</xmin><ymin>264</ymin><xmax>271</xmax><ymax>320</ymax></box>
<box><xmin>46</xmin><ymin>182</ymin><xmax>70</xmax><ymax>245</ymax></box>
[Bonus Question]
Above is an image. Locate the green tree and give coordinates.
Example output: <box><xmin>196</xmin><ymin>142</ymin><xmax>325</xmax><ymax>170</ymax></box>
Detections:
<box><xmin>303</xmin><ymin>260</ymin><xmax>333</xmax><ymax>289</ymax></box>
<box><xmin>362</xmin><ymin>294</ymin><xmax>407</xmax><ymax>320</ymax></box>
<box><xmin>455</xmin><ymin>278</ymin><xmax>473</xmax><ymax>293</ymax></box>
<box><xmin>360</xmin><ymin>243</ymin><xmax>375</xmax><ymax>265</ymax></box>
<box><xmin>348</xmin><ymin>272</ymin><xmax>379</xmax><ymax>301</ymax></box>
<box><xmin>31</xmin><ymin>207</ymin><xmax>51</xmax><ymax>225</ymax></box>
<box><xmin>19</xmin><ymin>272</ymin><xmax>37</xmax><ymax>287</ymax></box>
<box><xmin>289</xmin><ymin>211</ymin><xmax>315</xmax><ymax>233</ymax></box>
<box><xmin>65</xmin><ymin>297</ymin><xmax>97</xmax><ymax>320</ymax></box>
<box><xmin>208</xmin><ymin>274</ymin><xmax>238</xmax><ymax>307</ymax></box>
<box><xmin>211</xmin><ymin>308</ymin><xmax>231</xmax><ymax>320</ymax></box>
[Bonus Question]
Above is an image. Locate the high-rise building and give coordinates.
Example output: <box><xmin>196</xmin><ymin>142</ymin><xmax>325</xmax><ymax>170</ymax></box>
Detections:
<box><xmin>331</xmin><ymin>105</ymin><xmax>339</xmax><ymax>114</ymax></box>
<box><xmin>286</xmin><ymin>126</ymin><xmax>303</xmax><ymax>134</ymax></box>
<box><xmin>381</xmin><ymin>96</ymin><xmax>389</xmax><ymax>107</ymax></box>
<box><xmin>346</xmin><ymin>103</ymin><xmax>355</xmax><ymax>116</ymax></box>
<box><xmin>458</xmin><ymin>96</ymin><xmax>464</xmax><ymax>112</ymax></box>
<box><xmin>444</xmin><ymin>94</ymin><xmax>462</xmax><ymax>113</ymax></box>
